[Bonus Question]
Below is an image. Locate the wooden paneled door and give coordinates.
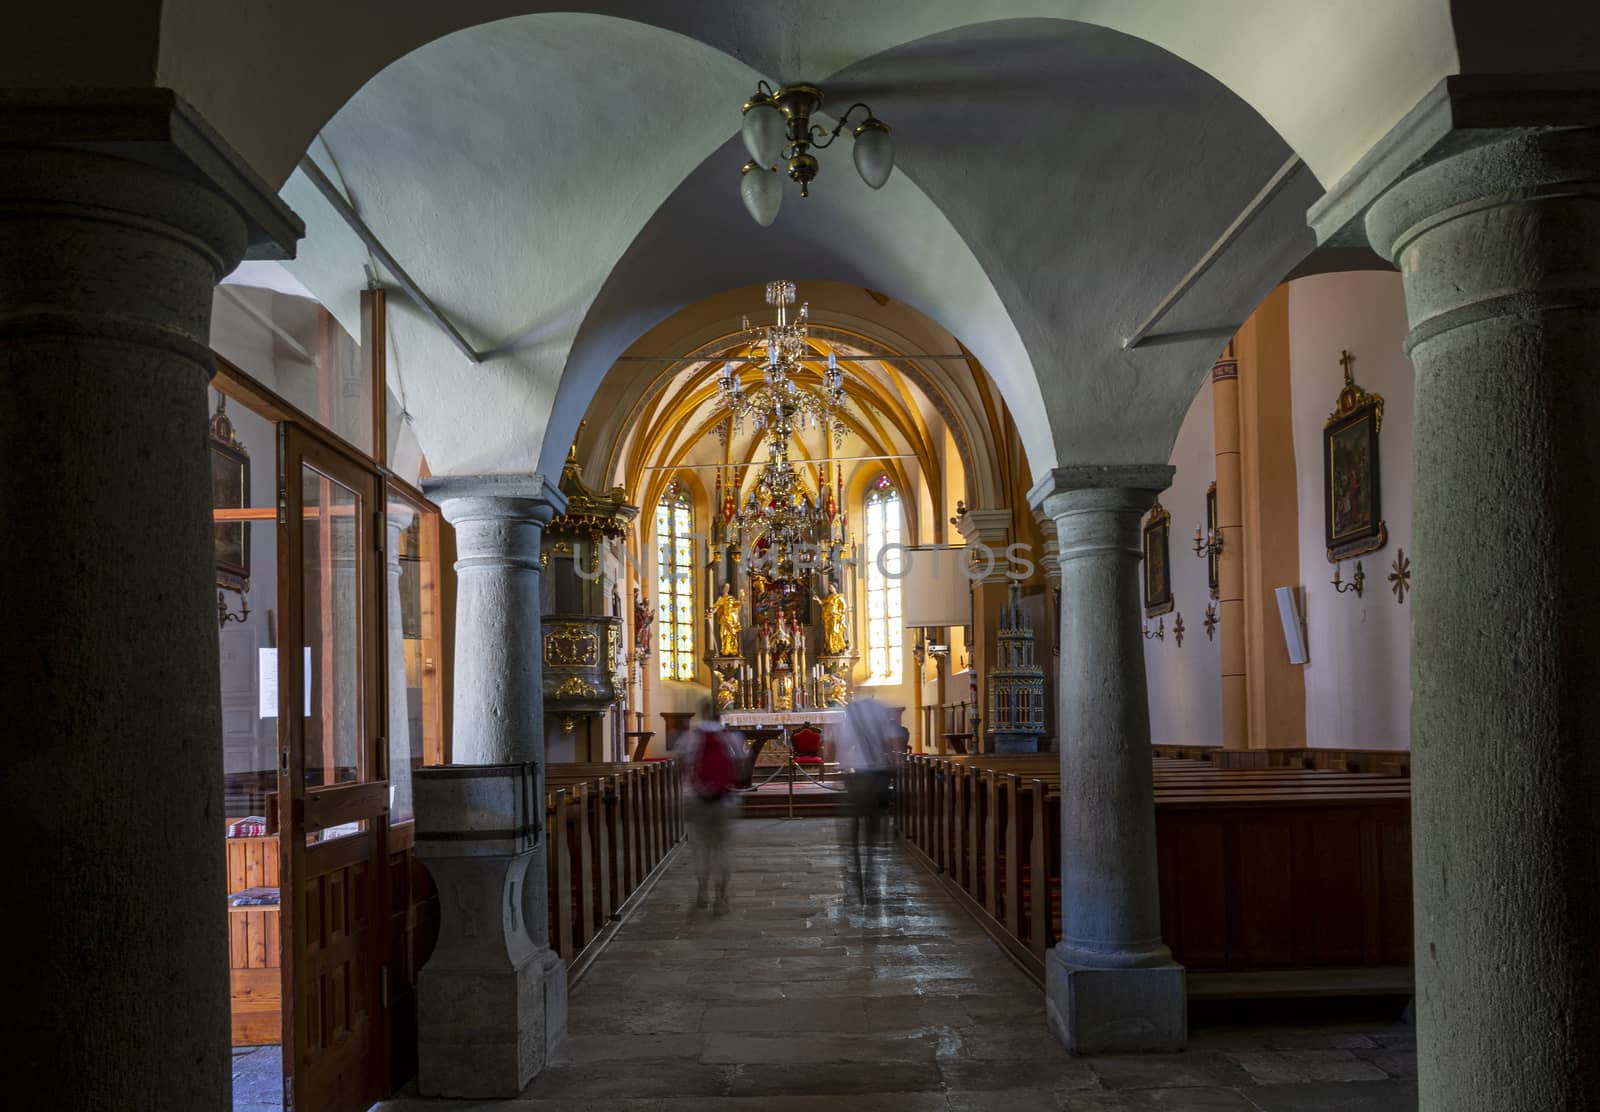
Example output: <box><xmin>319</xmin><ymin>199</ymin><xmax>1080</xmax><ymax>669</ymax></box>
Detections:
<box><xmin>278</xmin><ymin>423</ymin><xmax>391</xmax><ymax>1112</ymax></box>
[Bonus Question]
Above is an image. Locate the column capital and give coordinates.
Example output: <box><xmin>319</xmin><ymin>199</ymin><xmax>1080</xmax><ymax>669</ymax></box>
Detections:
<box><xmin>1308</xmin><ymin>73</ymin><xmax>1600</xmax><ymax>248</ymax></box>
<box><xmin>424</xmin><ymin>472</ymin><xmax>569</xmax><ymax>528</ymax></box>
<box><xmin>954</xmin><ymin>507</ymin><xmax>1013</xmax><ymax>547</ymax></box>
<box><xmin>1028</xmin><ymin>464</ymin><xmax>1173</xmax><ymax>523</ymax></box>
<box><xmin>0</xmin><ymin>87</ymin><xmax>303</xmax><ymax>258</ymax></box>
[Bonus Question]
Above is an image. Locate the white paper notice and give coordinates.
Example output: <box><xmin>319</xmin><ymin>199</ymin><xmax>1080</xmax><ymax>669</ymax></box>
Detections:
<box><xmin>258</xmin><ymin>648</ymin><xmax>277</xmax><ymax>718</ymax></box>
<box><xmin>258</xmin><ymin>647</ymin><xmax>313</xmax><ymax>718</ymax></box>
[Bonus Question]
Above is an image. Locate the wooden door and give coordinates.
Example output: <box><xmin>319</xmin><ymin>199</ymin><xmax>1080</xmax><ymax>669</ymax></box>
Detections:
<box><xmin>278</xmin><ymin>423</ymin><xmax>390</xmax><ymax>1112</ymax></box>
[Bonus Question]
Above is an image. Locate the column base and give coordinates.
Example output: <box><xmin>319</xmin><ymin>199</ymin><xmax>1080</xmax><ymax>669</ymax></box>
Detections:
<box><xmin>541</xmin><ymin>946</ymin><xmax>569</xmax><ymax>1053</ymax></box>
<box><xmin>418</xmin><ymin>946</ymin><xmax>564</xmax><ymax>1098</ymax></box>
<box><xmin>1045</xmin><ymin>946</ymin><xmax>1187</xmax><ymax>1054</ymax></box>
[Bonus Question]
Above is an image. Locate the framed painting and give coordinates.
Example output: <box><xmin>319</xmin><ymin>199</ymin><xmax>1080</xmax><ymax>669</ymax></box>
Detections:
<box><xmin>209</xmin><ymin>394</ymin><xmax>251</xmax><ymax>593</ymax></box>
<box><xmin>1143</xmin><ymin>499</ymin><xmax>1173</xmax><ymax>618</ymax></box>
<box><xmin>1205</xmin><ymin>482</ymin><xmax>1220</xmax><ymax>600</ymax></box>
<box><xmin>1323</xmin><ymin>350</ymin><xmax>1387</xmax><ymax>561</ymax></box>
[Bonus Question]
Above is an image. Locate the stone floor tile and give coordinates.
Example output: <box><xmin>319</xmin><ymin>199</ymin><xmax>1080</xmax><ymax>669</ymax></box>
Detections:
<box><xmin>1260</xmin><ymin>1034</ymin><xmax>1380</xmax><ymax>1052</ymax></box>
<box><xmin>1061</xmin><ymin>1089</ymin><xmax>1258</xmax><ymax>1110</ymax></box>
<box><xmin>702</xmin><ymin>1030</ymin><xmax>940</xmax><ymax>1064</ymax></box>
<box><xmin>727</xmin><ymin>1060</ymin><xmax>943</xmax><ymax>1096</ymax></box>
<box><xmin>944</xmin><ymin>1087</ymin><xmax>1072</xmax><ymax>1111</ymax></box>
<box><xmin>566</xmin><ymin>998</ymin><xmax>707</xmax><ymax>1035</ymax></box>
<box><xmin>946</xmin><ymin>1022</ymin><xmax>1079</xmax><ymax>1062</ymax></box>
<box><xmin>521</xmin><ymin>1058</ymin><xmax>734</xmax><ymax>1100</ymax></box>
<box><xmin>938</xmin><ymin>1057</ymin><xmax>1101</xmax><ymax>1092</ymax></box>
<box><xmin>863</xmin><ymin>993</ymin><xmax>976</xmax><ymax>1028</ymax></box>
<box><xmin>1348</xmin><ymin>1048</ymin><xmax>1418</xmax><ymax>1081</ymax></box>
<box><xmin>1086</xmin><ymin>1053</ymin><xmax>1256</xmax><ymax>1090</ymax></box>
<box><xmin>1240</xmin><ymin>1080</ymin><xmax>1419</xmax><ymax>1111</ymax></box>
<box><xmin>1226</xmin><ymin>1050</ymin><xmax>1389</xmax><ymax>1085</ymax></box>
<box><xmin>702</xmin><ymin>998</ymin><xmax>873</xmax><ymax>1033</ymax></box>
<box><xmin>548</xmin><ymin>1032</ymin><xmax>706</xmax><ymax>1065</ymax></box>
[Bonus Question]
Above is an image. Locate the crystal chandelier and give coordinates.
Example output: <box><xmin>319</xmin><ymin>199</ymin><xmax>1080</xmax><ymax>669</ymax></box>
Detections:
<box><xmin>728</xmin><ymin>438</ymin><xmax>840</xmax><ymax>553</ymax></box>
<box><xmin>738</xmin><ymin>83</ymin><xmax>894</xmax><ymax>226</ymax></box>
<box><xmin>716</xmin><ymin>279</ymin><xmax>848</xmax><ymax>441</ymax></box>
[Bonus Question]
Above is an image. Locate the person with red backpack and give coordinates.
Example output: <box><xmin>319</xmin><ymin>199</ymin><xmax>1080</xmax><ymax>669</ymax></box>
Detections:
<box><xmin>676</xmin><ymin>720</ymin><xmax>744</xmax><ymax>914</ymax></box>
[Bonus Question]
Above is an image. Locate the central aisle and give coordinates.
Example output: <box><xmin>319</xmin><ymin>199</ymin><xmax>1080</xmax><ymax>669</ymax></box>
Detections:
<box><xmin>385</xmin><ymin>817</ymin><xmax>1417</xmax><ymax>1110</ymax></box>
<box><xmin>533</xmin><ymin>816</ymin><xmax>1073</xmax><ymax>1105</ymax></box>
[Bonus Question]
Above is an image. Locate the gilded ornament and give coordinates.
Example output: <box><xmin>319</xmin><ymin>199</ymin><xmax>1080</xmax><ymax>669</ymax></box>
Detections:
<box><xmin>545</xmin><ymin>624</ymin><xmax>599</xmax><ymax>666</ymax></box>
<box><xmin>554</xmin><ymin>675</ymin><xmax>598</xmax><ymax>699</ymax></box>
<box><xmin>1389</xmin><ymin>548</ymin><xmax>1411</xmax><ymax>605</ymax></box>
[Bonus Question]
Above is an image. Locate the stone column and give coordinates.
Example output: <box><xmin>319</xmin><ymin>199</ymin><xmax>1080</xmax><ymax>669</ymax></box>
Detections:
<box><xmin>1030</xmin><ymin>465</ymin><xmax>1185</xmax><ymax>1054</ymax></box>
<box><xmin>1318</xmin><ymin>113</ymin><xmax>1600</xmax><ymax>1109</ymax></box>
<box><xmin>420</xmin><ymin>472</ymin><xmax>570</xmax><ymax>1060</ymax></box>
<box><xmin>1033</xmin><ymin>512</ymin><xmax>1062</xmax><ymax>751</ymax></box>
<box><xmin>1209</xmin><ymin>347</ymin><xmax>1249</xmax><ymax>749</ymax></box>
<box><xmin>0</xmin><ymin>95</ymin><xmax>300</xmax><ymax>1110</ymax></box>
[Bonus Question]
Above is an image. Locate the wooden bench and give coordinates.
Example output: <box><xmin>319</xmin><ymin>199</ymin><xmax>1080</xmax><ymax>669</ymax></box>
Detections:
<box><xmin>1153</xmin><ymin>745</ymin><xmax>1411</xmax><ymax>777</ymax></box>
<box><xmin>897</xmin><ymin>752</ymin><xmax>1413</xmax><ymax>998</ymax></box>
<box><xmin>543</xmin><ymin>760</ymin><xmax>684</xmax><ymax>970</ymax></box>
<box><xmin>226</xmin><ymin>833</ymin><xmax>281</xmax><ymax>1046</ymax></box>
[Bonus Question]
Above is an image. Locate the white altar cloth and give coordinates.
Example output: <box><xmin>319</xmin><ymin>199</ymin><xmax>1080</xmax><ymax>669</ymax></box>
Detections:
<box><xmin>719</xmin><ymin>708</ymin><xmax>844</xmax><ymax>730</ymax></box>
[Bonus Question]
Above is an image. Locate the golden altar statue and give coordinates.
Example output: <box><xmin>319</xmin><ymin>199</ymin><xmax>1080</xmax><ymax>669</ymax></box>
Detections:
<box><xmin>708</xmin><ymin>582</ymin><xmax>744</xmax><ymax>656</ymax></box>
<box><xmin>814</xmin><ymin>582</ymin><xmax>848</xmax><ymax>655</ymax></box>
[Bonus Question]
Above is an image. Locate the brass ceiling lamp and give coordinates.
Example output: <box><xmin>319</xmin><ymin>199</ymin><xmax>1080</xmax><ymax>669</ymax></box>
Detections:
<box><xmin>739</xmin><ymin>82</ymin><xmax>894</xmax><ymax>226</ymax></box>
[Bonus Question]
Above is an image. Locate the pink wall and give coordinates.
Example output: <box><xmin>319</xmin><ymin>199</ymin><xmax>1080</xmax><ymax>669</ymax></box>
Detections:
<box><xmin>1287</xmin><ymin>272</ymin><xmax>1413</xmax><ymax>749</ymax></box>
<box><xmin>1145</xmin><ymin>381</ymin><xmax>1224</xmax><ymax>746</ymax></box>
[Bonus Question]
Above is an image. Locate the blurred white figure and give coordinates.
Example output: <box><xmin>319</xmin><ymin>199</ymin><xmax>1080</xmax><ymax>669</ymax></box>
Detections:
<box><xmin>677</xmin><ymin>720</ymin><xmax>744</xmax><ymax>914</ymax></box>
<box><xmin>833</xmin><ymin>697</ymin><xmax>897</xmax><ymax>900</ymax></box>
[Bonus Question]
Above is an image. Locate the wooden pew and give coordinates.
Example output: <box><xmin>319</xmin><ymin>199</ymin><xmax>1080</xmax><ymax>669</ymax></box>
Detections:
<box><xmin>898</xmin><ymin>751</ymin><xmax>1412</xmax><ymax>998</ymax></box>
<box><xmin>543</xmin><ymin>760</ymin><xmax>685</xmax><ymax>966</ymax></box>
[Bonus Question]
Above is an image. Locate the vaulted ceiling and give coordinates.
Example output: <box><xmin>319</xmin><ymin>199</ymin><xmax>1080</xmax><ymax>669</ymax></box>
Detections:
<box><xmin>152</xmin><ymin>1</ymin><xmax>1579</xmax><ymax>486</ymax></box>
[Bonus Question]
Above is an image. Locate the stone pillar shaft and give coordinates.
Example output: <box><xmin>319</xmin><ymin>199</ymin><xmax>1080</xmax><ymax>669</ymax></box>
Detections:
<box><xmin>0</xmin><ymin>139</ymin><xmax>289</xmax><ymax>1108</ymax></box>
<box><xmin>420</xmin><ymin>473</ymin><xmax>570</xmax><ymax>1069</ymax></box>
<box><xmin>1362</xmin><ymin>125</ymin><xmax>1600</xmax><ymax>1111</ymax></box>
<box><xmin>1032</xmin><ymin>465</ymin><xmax>1185</xmax><ymax>1054</ymax></box>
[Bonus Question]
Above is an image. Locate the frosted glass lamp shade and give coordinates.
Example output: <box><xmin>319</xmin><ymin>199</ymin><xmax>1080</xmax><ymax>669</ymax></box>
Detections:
<box><xmin>741</xmin><ymin>99</ymin><xmax>787</xmax><ymax>166</ymax></box>
<box><xmin>740</xmin><ymin>162</ymin><xmax>782</xmax><ymax>226</ymax></box>
<box><xmin>852</xmin><ymin>120</ymin><xmax>894</xmax><ymax>189</ymax></box>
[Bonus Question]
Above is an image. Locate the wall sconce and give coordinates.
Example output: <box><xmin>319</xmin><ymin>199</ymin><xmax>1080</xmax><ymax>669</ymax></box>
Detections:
<box><xmin>1173</xmin><ymin>612</ymin><xmax>1186</xmax><ymax>648</ymax></box>
<box><xmin>218</xmin><ymin>588</ymin><xmax>250</xmax><ymax>628</ymax></box>
<box><xmin>1191</xmin><ymin>526</ymin><xmax>1223</xmax><ymax>559</ymax></box>
<box><xmin>1330</xmin><ymin>560</ymin><xmax>1364</xmax><ymax>598</ymax></box>
<box><xmin>1143</xmin><ymin>617</ymin><xmax>1165</xmax><ymax>641</ymax></box>
<box><xmin>1204</xmin><ymin>602</ymin><xmax>1219</xmax><ymax>641</ymax></box>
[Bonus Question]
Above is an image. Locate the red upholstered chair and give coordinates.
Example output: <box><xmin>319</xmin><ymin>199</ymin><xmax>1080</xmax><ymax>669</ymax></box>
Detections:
<box><xmin>791</xmin><ymin>724</ymin><xmax>825</xmax><ymax>780</ymax></box>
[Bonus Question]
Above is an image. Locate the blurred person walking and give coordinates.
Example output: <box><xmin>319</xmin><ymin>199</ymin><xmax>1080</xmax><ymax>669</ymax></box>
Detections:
<box><xmin>677</xmin><ymin>719</ymin><xmax>744</xmax><ymax>914</ymax></box>
<box><xmin>834</xmin><ymin>696</ymin><xmax>897</xmax><ymax>901</ymax></box>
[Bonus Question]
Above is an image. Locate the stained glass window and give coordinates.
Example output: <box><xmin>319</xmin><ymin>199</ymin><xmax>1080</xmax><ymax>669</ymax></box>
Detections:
<box><xmin>865</xmin><ymin>474</ymin><xmax>903</xmax><ymax>684</ymax></box>
<box><xmin>656</xmin><ymin>481</ymin><xmax>696</xmax><ymax>681</ymax></box>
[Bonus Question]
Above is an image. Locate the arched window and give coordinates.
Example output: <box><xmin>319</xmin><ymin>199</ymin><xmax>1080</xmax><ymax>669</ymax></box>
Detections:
<box><xmin>655</xmin><ymin>480</ymin><xmax>696</xmax><ymax>681</ymax></box>
<box><xmin>864</xmin><ymin>473</ymin><xmax>903</xmax><ymax>684</ymax></box>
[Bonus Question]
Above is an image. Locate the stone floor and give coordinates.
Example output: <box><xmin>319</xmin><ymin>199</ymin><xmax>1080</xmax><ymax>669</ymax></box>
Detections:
<box><xmin>383</xmin><ymin>817</ymin><xmax>1417</xmax><ymax>1110</ymax></box>
<box><xmin>232</xmin><ymin>1043</ymin><xmax>282</xmax><ymax>1111</ymax></box>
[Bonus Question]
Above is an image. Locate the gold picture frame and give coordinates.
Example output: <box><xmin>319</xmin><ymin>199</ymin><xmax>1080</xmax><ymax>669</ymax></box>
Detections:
<box><xmin>1324</xmin><ymin>350</ymin><xmax>1387</xmax><ymax>562</ymax></box>
<box><xmin>1205</xmin><ymin>482</ymin><xmax>1220</xmax><ymax>600</ymax></box>
<box><xmin>209</xmin><ymin>393</ymin><xmax>250</xmax><ymax>594</ymax></box>
<box><xmin>1143</xmin><ymin>498</ymin><xmax>1174</xmax><ymax>618</ymax></box>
